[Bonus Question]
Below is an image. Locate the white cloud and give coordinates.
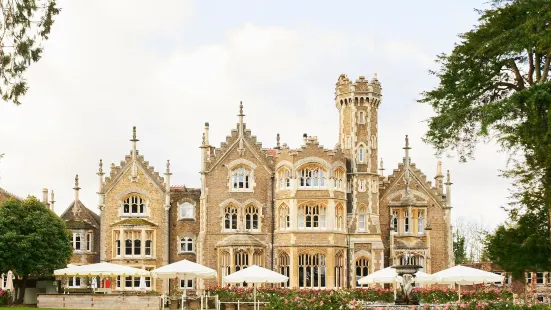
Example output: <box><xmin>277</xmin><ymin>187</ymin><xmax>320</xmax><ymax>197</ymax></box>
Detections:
<box><xmin>0</xmin><ymin>0</ymin><xmax>512</xmax><ymax>230</ymax></box>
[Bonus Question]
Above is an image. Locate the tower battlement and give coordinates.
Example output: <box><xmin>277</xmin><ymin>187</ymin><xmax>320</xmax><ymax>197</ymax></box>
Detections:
<box><xmin>335</xmin><ymin>73</ymin><xmax>382</xmax><ymax>109</ymax></box>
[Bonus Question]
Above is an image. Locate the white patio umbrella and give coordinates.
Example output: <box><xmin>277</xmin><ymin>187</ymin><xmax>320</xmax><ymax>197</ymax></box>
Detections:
<box><xmin>358</xmin><ymin>267</ymin><xmax>434</xmax><ymax>300</ymax></box>
<box><xmin>5</xmin><ymin>271</ymin><xmax>14</xmax><ymax>292</ymax></box>
<box><xmin>151</xmin><ymin>259</ymin><xmax>217</xmax><ymax>310</ymax></box>
<box><xmin>431</xmin><ymin>265</ymin><xmax>503</xmax><ymax>301</ymax></box>
<box><xmin>224</xmin><ymin>265</ymin><xmax>288</xmax><ymax>310</ymax></box>
<box><xmin>54</xmin><ymin>262</ymin><xmax>149</xmax><ymax>277</ymax></box>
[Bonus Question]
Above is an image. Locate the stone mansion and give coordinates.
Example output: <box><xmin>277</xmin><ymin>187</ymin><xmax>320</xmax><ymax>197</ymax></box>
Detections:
<box><xmin>49</xmin><ymin>73</ymin><xmax>455</xmax><ymax>292</ymax></box>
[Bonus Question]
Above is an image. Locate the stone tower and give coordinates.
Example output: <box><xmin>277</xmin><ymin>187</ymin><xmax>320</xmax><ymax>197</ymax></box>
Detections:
<box><xmin>335</xmin><ymin>74</ymin><xmax>385</xmax><ymax>286</ymax></box>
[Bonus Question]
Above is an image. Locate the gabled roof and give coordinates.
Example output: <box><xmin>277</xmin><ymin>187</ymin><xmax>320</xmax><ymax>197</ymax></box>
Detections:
<box><xmin>102</xmin><ymin>151</ymin><xmax>166</xmax><ymax>194</ymax></box>
<box><xmin>61</xmin><ymin>199</ymin><xmax>100</xmax><ymax>229</ymax></box>
<box><xmin>110</xmin><ymin>218</ymin><xmax>158</xmax><ymax>227</ymax></box>
<box><xmin>0</xmin><ymin>187</ymin><xmax>23</xmax><ymax>202</ymax></box>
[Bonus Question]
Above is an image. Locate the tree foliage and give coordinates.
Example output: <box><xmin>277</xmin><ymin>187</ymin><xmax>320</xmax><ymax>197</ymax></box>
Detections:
<box><xmin>0</xmin><ymin>196</ymin><xmax>72</xmax><ymax>303</ymax></box>
<box><xmin>0</xmin><ymin>0</ymin><xmax>60</xmax><ymax>105</ymax></box>
<box><xmin>419</xmin><ymin>0</ymin><xmax>551</xmax><ymax>266</ymax></box>
<box><xmin>453</xmin><ymin>231</ymin><xmax>467</xmax><ymax>264</ymax></box>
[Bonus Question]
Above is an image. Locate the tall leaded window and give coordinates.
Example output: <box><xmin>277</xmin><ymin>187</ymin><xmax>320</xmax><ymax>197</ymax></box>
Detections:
<box><xmin>115</xmin><ymin>231</ymin><xmax>121</xmax><ymax>257</ymax></box>
<box><xmin>392</xmin><ymin>210</ymin><xmax>398</xmax><ymax>233</ymax></box>
<box><xmin>277</xmin><ymin>252</ymin><xmax>290</xmax><ymax>287</ymax></box>
<box><xmin>298</xmin><ymin>253</ymin><xmax>326</xmax><ymax>289</ymax></box>
<box><xmin>336</xmin><ymin>204</ymin><xmax>344</xmax><ymax>231</ymax></box>
<box><xmin>358</xmin><ymin>204</ymin><xmax>367</xmax><ymax>232</ymax></box>
<box><xmin>334</xmin><ymin>168</ymin><xmax>345</xmax><ymax>190</ymax></box>
<box><xmin>179</xmin><ymin>202</ymin><xmax>195</xmax><ymax>219</ymax></box>
<box><xmin>180</xmin><ymin>237</ymin><xmax>193</xmax><ymax>253</ymax></box>
<box><xmin>123</xmin><ymin>195</ymin><xmax>145</xmax><ymax>216</ymax></box>
<box><xmin>404</xmin><ymin>211</ymin><xmax>410</xmax><ymax>233</ymax></box>
<box><xmin>417</xmin><ymin>210</ymin><xmax>424</xmax><ymax>234</ymax></box>
<box><xmin>335</xmin><ymin>252</ymin><xmax>344</xmax><ymax>288</ymax></box>
<box><xmin>359</xmin><ymin>146</ymin><xmax>365</xmax><ymax>163</ymax></box>
<box><xmin>356</xmin><ymin>258</ymin><xmax>369</xmax><ymax>287</ymax></box>
<box><xmin>221</xmin><ymin>251</ymin><xmax>231</xmax><ymax>286</ymax></box>
<box><xmin>298</xmin><ymin>204</ymin><xmax>326</xmax><ymax>229</ymax></box>
<box><xmin>279</xmin><ymin>204</ymin><xmax>290</xmax><ymax>230</ymax></box>
<box><xmin>245</xmin><ymin>205</ymin><xmax>259</xmax><ymax>231</ymax></box>
<box><xmin>224</xmin><ymin>205</ymin><xmax>238</xmax><ymax>231</ymax></box>
<box><xmin>231</xmin><ymin>167</ymin><xmax>251</xmax><ymax>191</ymax></box>
<box><xmin>72</xmin><ymin>232</ymin><xmax>82</xmax><ymax>251</ymax></box>
<box><xmin>235</xmin><ymin>250</ymin><xmax>249</xmax><ymax>272</ymax></box>
<box><xmin>298</xmin><ymin>166</ymin><xmax>327</xmax><ymax>188</ymax></box>
<box><xmin>86</xmin><ymin>233</ymin><xmax>92</xmax><ymax>251</ymax></box>
<box><xmin>124</xmin><ymin>231</ymin><xmax>142</xmax><ymax>257</ymax></box>
<box><xmin>145</xmin><ymin>231</ymin><xmax>153</xmax><ymax>256</ymax></box>
<box><xmin>278</xmin><ymin>168</ymin><xmax>291</xmax><ymax>190</ymax></box>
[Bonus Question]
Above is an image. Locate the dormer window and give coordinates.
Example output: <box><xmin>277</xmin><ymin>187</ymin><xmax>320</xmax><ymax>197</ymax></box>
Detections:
<box><xmin>231</xmin><ymin>167</ymin><xmax>251</xmax><ymax>191</ymax></box>
<box><xmin>179</xmin><ymin>202</ymin><xmax>195</xmax><ymax>220</ymax></box>
<box><xmin>298</xmin><ymin>165</ymin><xmax>327</xmax><ymax>189</ymax></box>
<box><xmin>123</xmin><ymin>195</ymin><xmax>145</xmax><ymax>216</ymax></box>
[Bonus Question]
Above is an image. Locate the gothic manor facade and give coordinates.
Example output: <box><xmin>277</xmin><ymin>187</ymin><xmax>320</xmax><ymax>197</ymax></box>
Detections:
<box><xmin>57</xmin><ymin>73</ymin><xmax>455</xmax><ymax>293</ymax></box>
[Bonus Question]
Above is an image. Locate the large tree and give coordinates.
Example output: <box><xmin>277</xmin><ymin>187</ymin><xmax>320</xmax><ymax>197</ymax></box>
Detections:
<box><xmin>419</xmin><ymin>0</ymin><xmax>551</xmax><ymax>254</ymax></box>
<box><xmin>1</xmin><ymin>0</ymin><xmax>60</xmax><ymax>105</ymax></box>
<box><xmin>0</xmin><ymin>196</ymin><xmax>72</xmax><ymax>303</ymax></box>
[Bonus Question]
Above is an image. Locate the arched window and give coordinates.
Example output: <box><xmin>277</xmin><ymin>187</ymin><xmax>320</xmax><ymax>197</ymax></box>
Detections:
<box><xmin>334</xmin><ymin>168</ymin><xmax>345</xmax><ymax>190</ymax></box>
<box><xmin>278</xmin><ymin>252</ymin><xmax>290</xmax><ymax>287</ymax></box>
<box><xmin>235</xmin><ymin>250</ymin><xmax>249</xmax><ymax>272</ymax></box>
<box><xmin>224</xmin><ymin>205</ymin><xmax>238</xmax><ymax>231</ymax></box>
<box><xmin>245</xmin><ymin>205</ymin><xmax>259</xmax><ymax>231</ymax></box>
<box><xmin>180</xmin><ymin>237</ymin><xmax>193</xmax><ymax>253</ymax></box>
<box><xmin>298</xmin><ymin>165</ymin><xmax>327</xmax><ymax>188</ymax></box>
<box><xmin>358</xmin><ymin>204</ymin><xmax>367</xmax><ymax>232</ymax></box>
<box><xmin>417</xmin><ymin>210</ymin><xmax>424</xmax><ymax>234</ymax></box>
<box><xmin>359</xmin><ymin>146</ymin><xmax>365</xmax><ymax>163</ymax></box>
<box><xmin>278</xmin><ymin>168</ymin><xmax>291</xmax><ymax>190</ymax></box>
<box><xmin>179</xmin><ymin>202</ymin><xmax>195</xmax><ymax>219</ymax></box>
<box><xmin>221</xmin><ymin>251</ymin><xmax>231</xmax><ymax>286</ymax></box>
<box><xmin>123</xmin><ymin>195</ymin><xmax>145</xmax><ymax>215</ymax></box>
<box><xmin>298</xmin><ymin>253</ymin><xmax>326</xmax><ymax>289</ymax></box>
<box><xmin>356</xmin><ymin>257</ymin><xmax>369</xmax><ymax>287</ymax></box>
<box><xmin>279</xmin><ymin>204</ymin><xmax>290</xmax><ymax>230</ymax></box>
<box><xmin>231</xmin><ymin>167</ymin><xmax>251</xmax><ymax>191</ymax></box>
<box><xmin>336</xmin><ymin>204</ymin><xmax>344</xmax><ymax>231</ymax></box>
<box><xmin>359</xmin><ymin>180</ymin><xmax>366</xmax><ymax>192</ymax></box>
<box><xmin>392</xmin><ymin>210</ymin><xmax>398</xmax><ymax>233</ymax></box>
<box><xmin>298</xmin><ymin>204</ymin><xmax>326</xmax><ymax>229</ymax></box>
<box><xmin>404</xmin><ymin>210</ymin><xmax>410</xmax><ymax>233</ymax></box>
<box><xmin>145</xmin><ymin>231</ymin><xmax>153</xmax><ymax>256</ymax></box>
<box><xmin>335</xmin><ymin>252</ymin><xmax>344</xmax><ymax>288</ymax></box>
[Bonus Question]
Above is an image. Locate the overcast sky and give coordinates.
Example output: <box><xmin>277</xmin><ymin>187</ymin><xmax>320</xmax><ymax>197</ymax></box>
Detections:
<box><xmin>0</xmin><ymin>0</ymin><xmax>509</xmax><ymax>229</ymax></box>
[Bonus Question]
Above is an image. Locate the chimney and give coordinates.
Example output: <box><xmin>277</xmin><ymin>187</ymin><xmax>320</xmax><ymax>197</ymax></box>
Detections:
<box><xmin>42</xmin><ymin>188</ymin><xmax>48</xmax><ymax>205</ymax></box>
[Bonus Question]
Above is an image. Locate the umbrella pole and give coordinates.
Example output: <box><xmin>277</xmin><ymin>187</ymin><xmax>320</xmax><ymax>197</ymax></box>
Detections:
<box><xmin>254</xmin><ymin>285</ymin><xmax>257</xmax><ymax>310</ymax></box>
<box><xmin>458</xmin><ymin>284</ymin><xmax>461</xmax><ymax>302</ymax></box>
<box><xmin>393</xmin><ymin>281</ymin><xmax>397</xmax><ymax>301</ymax></box>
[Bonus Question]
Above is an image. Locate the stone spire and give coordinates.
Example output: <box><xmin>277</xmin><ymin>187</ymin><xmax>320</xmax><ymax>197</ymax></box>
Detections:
<box><xmin>445</xmin><ymin>170</ymin><xmax>452</xmax><ymax>208</ymax></box>
<box><xmin>435</xmin><ymin>160</ymin><xmax>444</xmax><ymax>193</ymax></box>
<box><xmin>378</xmin><ymin>158</ymin><xmax>385</xmax><ymax>175</ymax></box>
<box><xmin>238</xmin><ymin>102</ymin><xmax>245</xmax><ymax>156</ymax></box>
<box><xmin>74</xmin><ymin>174</ymin><xmax>81</xmax><ymax>202</ymax></box>
<box><xmin>164</xmin><ymin>160</ymin><xmax>172</xmax><ymax>209</ymax></box>
<box><xmin>50</xmin><ymin>190</ymin><xmax>55</xmax><ymax>211</ymax></box>
<box><xmin>42</xmin><ymin>188</ymin><xmax>48</xmax><ymax>205</ymax></box>
<box><xmin>203</xmin><ymin>122</ymin><xmax>210</xmax><ymax>146</ymax></box>
<box><xmin>403</xmin><ymin>135</ymin><xmax>411</xmax><ymax>198</ymax></box>
<box><xmin>97</xmin><ymin>159</ymin><xmax>104</xmax><ymax>192</ymax></box>
<box><xmin>276</xmin><ymin>133</ymin><xmax>281</xmax><ymax>149</ymax></box>
<box><xmin>130</xmin><ymin>126</ymin><xmax>139</xmax><ymax>180</ymax></box>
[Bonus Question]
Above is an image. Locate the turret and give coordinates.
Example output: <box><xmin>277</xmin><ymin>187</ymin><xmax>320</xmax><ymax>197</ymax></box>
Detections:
<box><xmin>164</xmin><ymin>160</ymin><xmax>171</xmax><ymax>209</ymax></box>
<box><xmin>130</xmin><ymin>126</ymin><xmax>139</xmax><ymax>180</ymax></box>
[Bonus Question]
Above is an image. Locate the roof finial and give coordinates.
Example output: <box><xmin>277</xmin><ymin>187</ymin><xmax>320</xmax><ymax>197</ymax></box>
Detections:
<box><xmin>446</xmin><ymin>170</ymin><xmax>452</xmax><ymax>184</ymax></box>
<box><xmin>98</xmin><ymin>159</ymin><xmax>103</xmax><ymax>174</ymax></box>
<box><xmin>132</xmin><ymin>126</ymin><xmax>137</xmax><ymax>141</ymax></box>
<box><xmin>50</xmin><ymin>190</ymin><xmax>55</xmax><ymax>211</ymax></box>
<box><xmin>166</xmin><ymin>159</ymin><xmax>171</xmax><ymax>173</ymax></box>
<box><xmin>74</xmin><ymin>174</ymin><xmax>80</xmax><ymax>189</ymax></box>
<box><xmin>276</xmin><ymin>133</ymin><xmax>281</xmax><ymax>148</ymax></box>
<box><xmin>403</xmin><ymin>135</ymin><xmax>411</xmax><ymax>198</ymax></box>
<box><xmin>239</xmin><ymin>101</ymin><xmax>244</xmax><ymax>116</ymax></box>
<box><xmin>379</xmin><ymin>158</ymin><xmax>385</xmax><ymax>175</ymax></box>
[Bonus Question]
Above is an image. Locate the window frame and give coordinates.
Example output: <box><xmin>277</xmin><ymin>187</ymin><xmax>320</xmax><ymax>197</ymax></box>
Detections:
<box><xmin>178</xmin><ymin>202</ymin><xmax>195</xmax><ymax>220</ymax></box>
<box><xmin>180</xmin><ymin>237</ymin><xmax>194</xmax><ymax>253</ymax></box>
<box><xmin>298</xmin><ymin>165</ymin><xmax>327</xmax><ymax>189</ymax></box>
<box><xmin>230</xmin><ymin>166</ymin><xmax>253</xmax><ymax>192</ymax></box>
<box><xmin>122</xmin><ymin>195</ymin><xmax>147</xmax><ymax>217</ymax></box>
<box><xmin>68</xmin><ymin>276</ymin><xmax>81</xmax><ymax>288</ymax></box>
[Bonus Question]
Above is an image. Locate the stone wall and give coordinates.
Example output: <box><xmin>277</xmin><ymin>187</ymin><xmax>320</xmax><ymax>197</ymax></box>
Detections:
<box><xmin>37</xmin><ymin>294</ymin><xmax>160</xmax><ymax>310</ymax></box>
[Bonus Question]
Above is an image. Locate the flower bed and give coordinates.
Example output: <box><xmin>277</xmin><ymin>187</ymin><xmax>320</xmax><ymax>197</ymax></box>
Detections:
<box><xmin>207</xmin><ymin>287</ymin><xmax>525</xmax><ymax>310</ymax></box>
<box><xmin>0</xmin><ymin>289</ymin><xmax>11</xmax><ymax>306</ymax></box>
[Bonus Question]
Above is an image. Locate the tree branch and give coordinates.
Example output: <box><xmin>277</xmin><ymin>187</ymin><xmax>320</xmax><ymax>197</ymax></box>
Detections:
<box><xmin>540</xmin><ymin>50</ymin><xmax>551</xmax><ymax>83</ymax></box>
<box><xmin>509</xmin><ymin>59</ymin><xmax>525</xmax><ymax>90</ymax></box>
<box><xmin>528</xmin><ymin>49</ymin><xmax>534</xmax><ymax>85</ymax></box>
<box><xmin>535</xmin><ymin>52</ymin><xmax>542</xmax><ymax>81</ymax></box>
